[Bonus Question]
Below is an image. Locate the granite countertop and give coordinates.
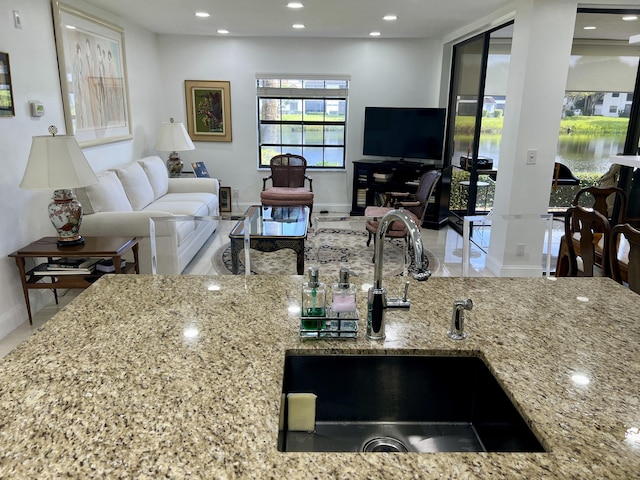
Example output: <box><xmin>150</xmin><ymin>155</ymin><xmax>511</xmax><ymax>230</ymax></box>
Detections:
<box><xmin>0</xmin><ymin>275</ymin><xmax>639</xmax><ymax>478</ymax></box>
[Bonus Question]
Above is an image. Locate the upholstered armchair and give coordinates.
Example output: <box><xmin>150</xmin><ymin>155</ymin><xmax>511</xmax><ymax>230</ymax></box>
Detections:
<box><xmin>365</xmin><ymin>170</ymin><xmax>441</xmax><ymax>247</ymax></box>
<box><xmin>260</xmin><ymin>154</ymin><xmax>314</xmax><ymax>213</ymax></box>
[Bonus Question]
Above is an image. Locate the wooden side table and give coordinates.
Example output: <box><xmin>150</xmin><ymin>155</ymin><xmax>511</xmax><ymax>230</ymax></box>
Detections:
<box><xmin>9</xmin><ymin>236</ymin><xmax>140</xmax><ymax>324</ymax></box>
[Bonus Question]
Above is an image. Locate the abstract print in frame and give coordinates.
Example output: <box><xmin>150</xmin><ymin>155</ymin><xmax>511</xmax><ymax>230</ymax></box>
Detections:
<box><xmin>0</xmin><ymin>52</ymin><xmax>15</xmax><ymax>117</ymax></box>
<box><xmin>185</xmin><ymin>80</ymin><xmax>232</xmax><ymax>142</ymax></box>
<box><xmin>52</xmin><ymin>1</ymin><xmax>132</xmax><ymax>146</ymax></box>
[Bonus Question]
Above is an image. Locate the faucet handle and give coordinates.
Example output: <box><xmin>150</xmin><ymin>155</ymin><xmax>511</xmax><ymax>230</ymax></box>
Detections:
<box><xmin>387</xmin><ymin>281</ymin><xmax>411</xmax><ymax>309</ymax></box>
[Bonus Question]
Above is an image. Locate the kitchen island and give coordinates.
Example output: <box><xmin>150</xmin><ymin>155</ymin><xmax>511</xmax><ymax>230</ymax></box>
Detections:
<box><xmin>0</xmin><ymin>275</ymin><xmax>638</xmax><ymax>478</ymax></box>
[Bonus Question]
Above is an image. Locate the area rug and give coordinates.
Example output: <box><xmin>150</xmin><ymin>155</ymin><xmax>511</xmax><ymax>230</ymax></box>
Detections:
<box><xmin>212</xmin><ymin>228</ymin><xmax>440</xmax><ymax>278</ymax></box>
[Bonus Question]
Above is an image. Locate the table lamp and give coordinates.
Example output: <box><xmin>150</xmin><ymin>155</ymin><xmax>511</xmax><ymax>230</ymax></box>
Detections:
<box><xmin>19</xmin><ymin>125</ymin><xmax>98</xmax><ymax>246</ymax></box>
<box><xmin>156</xmin><ymin>117</ymin><xmax>195</xmax><ymax>177</ymax></box>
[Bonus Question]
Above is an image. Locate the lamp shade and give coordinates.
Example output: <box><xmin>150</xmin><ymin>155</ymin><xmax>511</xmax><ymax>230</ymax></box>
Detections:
<box><xmin>20</xmin><ymin>134</ymin><xmax>98</xmax><ymax>190</ymax></box>
<box><xmin>155</xmin><ymin>120</ymin><xmax>195</xmax><ymax>152</ymax></box>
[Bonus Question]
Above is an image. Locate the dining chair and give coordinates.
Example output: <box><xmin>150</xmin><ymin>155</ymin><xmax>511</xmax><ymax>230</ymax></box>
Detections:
<box><xmin>260</xmin><ymin>153</ymin><xmax>314</xmax><ymax>213</ymax></box>
<box><xmin>365</xmin><ymin>170</ymin><xmax>441</xmax><ymax>248</ymax></box>
<box><xmin>564</xmin><ymin>205</ymin><xmax>612</xmax><ymax>277</ymax></box>
<box><xmin>609</xmin><ymin>223</ymin><xmax>640</xmax><ymax>294</ymax></box>
<box><xmin>572</xmin><ymin>185</ymin><xmax>628</xmax><ymax>225</ymax></box>
<box><xmin>556</xmin><ymin>186</ymin><xmax>628</xmax><ymax>277</ymax></box>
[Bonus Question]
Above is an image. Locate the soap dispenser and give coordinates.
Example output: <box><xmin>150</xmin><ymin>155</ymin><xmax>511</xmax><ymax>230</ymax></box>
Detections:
<box><xmin>331</xmin><ymin>267</ymin><xmax>357</xmax><ymax>315</ymax></box>
<box><xmin>302</xmin><ymin>267</ymin><xmax>326</xmax><ymax>328</ymax></box>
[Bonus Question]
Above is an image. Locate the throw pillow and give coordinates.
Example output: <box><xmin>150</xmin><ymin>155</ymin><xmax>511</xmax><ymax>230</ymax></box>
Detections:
<box><xmin>138</xmin><ymin>155</ymin><xmax>169</xmax><ymax>200</ymax></box>
<box><xmin>77</xmin><ymin>171</ymin><xmax>133</xmax><ymax>213</ymax></box>
<box><xmin>114</xmin><ymin>162</ymin><xmax>155</xmax><ymax>210</ymax></box>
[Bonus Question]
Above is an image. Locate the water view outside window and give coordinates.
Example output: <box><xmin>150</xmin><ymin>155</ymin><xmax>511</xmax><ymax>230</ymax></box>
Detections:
<box><xmin>559</xmin><ymin>89</ymin><xmax>634</xmax><ymax>174</ymax></box>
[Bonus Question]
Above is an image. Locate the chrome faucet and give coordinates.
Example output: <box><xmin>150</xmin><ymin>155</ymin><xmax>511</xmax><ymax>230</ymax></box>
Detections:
<box><xmin>366</xmin><ymin>210</ymin><xmax>431</xmax><ymax>340</ymax></box>
<box><xmin>448</xmin><ymin>298</ymin><xmax>473</xmax><ymax>340</ymax></box>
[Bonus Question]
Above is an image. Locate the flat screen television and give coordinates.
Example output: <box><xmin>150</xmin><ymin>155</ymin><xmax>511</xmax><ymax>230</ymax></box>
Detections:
<box><xmin>362</xmin><ymin>107</ymin><xmax>446</xmax><ymax>163</ymax></box>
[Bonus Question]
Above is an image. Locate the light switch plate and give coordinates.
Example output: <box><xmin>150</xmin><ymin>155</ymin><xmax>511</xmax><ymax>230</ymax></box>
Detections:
<box><xmin>526</xmin><ymin>149</ymin><xmax>537</xmax><ymax>165</ymax></box>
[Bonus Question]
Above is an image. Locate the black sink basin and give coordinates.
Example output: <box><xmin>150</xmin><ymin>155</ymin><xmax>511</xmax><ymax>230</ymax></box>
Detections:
<box><xmin>278</xmin><ymin>353</ymin><xmax>546</xmax><ymax>453</ymax></box>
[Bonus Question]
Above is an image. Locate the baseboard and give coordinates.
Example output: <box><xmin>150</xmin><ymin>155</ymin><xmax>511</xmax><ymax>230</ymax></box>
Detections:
<box><xmin>486</xmin><ymin>254</ymin><xmax>544</xmax><ymax>277</ymax></box>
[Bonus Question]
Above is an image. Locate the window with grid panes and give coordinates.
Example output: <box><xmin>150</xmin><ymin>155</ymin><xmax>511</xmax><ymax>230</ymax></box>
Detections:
<box><xmin>257</xmin><ymin>75</ymin><xmax>349</xmax><ymax>168</ymax></box>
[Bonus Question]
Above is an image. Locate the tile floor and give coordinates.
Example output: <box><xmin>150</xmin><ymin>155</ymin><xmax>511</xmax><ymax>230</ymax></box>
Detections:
<box><xmin>2</xmin><ymin>213</ymin><xmax>561</xmax><ymax>359</ymax></box>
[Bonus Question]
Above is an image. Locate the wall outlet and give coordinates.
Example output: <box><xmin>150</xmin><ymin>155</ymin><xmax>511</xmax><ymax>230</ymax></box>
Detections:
<box><xmin>232</xmin><ymin>188</ymin><xmax>239</xmax><ymax>198</ymax></box>
<box><xmin>516</xmin><ymin>243</ymin><xmax>526</xmax><ymax>257</ymax></box>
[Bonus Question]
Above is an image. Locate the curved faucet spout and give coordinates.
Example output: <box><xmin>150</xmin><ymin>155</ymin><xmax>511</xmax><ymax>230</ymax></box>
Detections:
<box><xmin>373</xmin><ymin>209</ymin><xmax>429</xmax><ymax>289</ymax></box>
<box><xmin>367</xmin><ymin>209</ymin><xmax>430</xmax><ymax>340</ymax></box>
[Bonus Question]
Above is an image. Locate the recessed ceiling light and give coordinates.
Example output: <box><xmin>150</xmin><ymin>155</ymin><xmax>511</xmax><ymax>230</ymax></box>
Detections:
<box><xmin>383</xmin><ymin>15</ymin><xmax>397</xmax><ymax>21</ymax></box>
<box><xmin>217</xmin><ymin>29</ymin><xmax>229</xmax><ymax>34</ymax></box>
<box><xmin>583</xmin><ymin>26</ymin><xmax>597</xmax><ymax>30</ymax></box>
<box><xmin>287</xmin><ymin>2</ymin><xmax>304</xmax><ymax>8</ymax></box>
<box><xmin>195</xmin><ymin>12</ymin><xmax>210</xmax><ymax>18</ymax></box>
<box><xmin>292</xmin><ymin>23</ymin><xmax>305</xmax><ymax>29</ymax></box>
<box><xmin>369</xmin><ymin>31</ymin><xmax>381</xmax><ymax>37</ymax></box>
<box><xmin>65</xmin><ymin>25</ymin><xmax>77</xmax><ymax>30</ymax></box>
<box><xmin>622</xmin><ymin>15</ymin><xmax>638</xmax><ymax>21</ymax></box>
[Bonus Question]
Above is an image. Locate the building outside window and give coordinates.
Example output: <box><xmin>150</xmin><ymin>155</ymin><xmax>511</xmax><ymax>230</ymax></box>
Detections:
<box><xmin>256</xmin><ymin>75</ymin><xmax>349</xmax><ymax>168</ymax></box>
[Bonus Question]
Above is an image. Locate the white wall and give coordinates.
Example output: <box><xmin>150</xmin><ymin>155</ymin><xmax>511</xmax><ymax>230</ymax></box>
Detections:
<box><xmin>0</xmin><ymin>1</ymin><xmax>444</xmax><ymax>338</ymax></box>
<box><xmin>0</xmin><ymin>0</ymin><xmax>161</xmax><ymax>339</ymax></box>
<box><xmin>156</xmin><ymin>35</ymin><xmax>442</xmax><ymax>212</ymax></box>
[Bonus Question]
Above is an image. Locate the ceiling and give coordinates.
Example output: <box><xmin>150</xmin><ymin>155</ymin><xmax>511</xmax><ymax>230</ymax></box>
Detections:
<box><xmin>85</xmin><ymin>0</ymin><xmax>640</xmax><ymax>42</ymax></box>
<box><xmin>83</xmin><ymin>0</ymin><xmax>514</xmax><ymax>39</ymax></box>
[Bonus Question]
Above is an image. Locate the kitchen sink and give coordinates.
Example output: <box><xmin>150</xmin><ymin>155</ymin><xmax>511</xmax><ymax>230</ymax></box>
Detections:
<box><xmin>278</xmin><ymin>353</ymin><xmax>546</xmax><ymax>453</ymax></box>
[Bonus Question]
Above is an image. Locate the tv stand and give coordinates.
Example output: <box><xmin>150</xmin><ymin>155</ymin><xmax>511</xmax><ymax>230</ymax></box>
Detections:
<box><xmin>351</xmin><ymin>159</ymin><xmax>447</xmax><ymax>229</ymax></box>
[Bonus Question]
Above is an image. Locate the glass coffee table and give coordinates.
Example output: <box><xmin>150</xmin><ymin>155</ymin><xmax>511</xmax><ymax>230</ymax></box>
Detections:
<box><xmin>229</xmin><ymin>205</ymin><xmax>310</xmax><ymax>275</ymax></box>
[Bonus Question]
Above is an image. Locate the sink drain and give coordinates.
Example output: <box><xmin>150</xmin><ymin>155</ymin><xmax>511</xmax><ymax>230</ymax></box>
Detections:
<box><xmin>362</xmin><ymin>437</ymin><xmax>409</xmax><ymax>453</ymax></box>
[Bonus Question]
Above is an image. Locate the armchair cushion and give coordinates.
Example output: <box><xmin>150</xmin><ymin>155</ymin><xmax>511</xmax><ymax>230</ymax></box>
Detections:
<box><xmin>364</xmin><ymin>206</ymin><xmax>418</xmax><ymax>231</ymax></box>
<box><xmin>260</xmin><ymin>187</ymin><xmax>314</xmax><ymax>204</ymax></box>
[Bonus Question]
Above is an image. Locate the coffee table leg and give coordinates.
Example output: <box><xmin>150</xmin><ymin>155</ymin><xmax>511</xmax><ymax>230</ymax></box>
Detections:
<box><xmin>296</xmin><ymin>239</ymin><xmax>305</xmax><ymax>275</ymax></box>
<box><xmin>230</xmin><ymin>238</ymin><xmax>241</xmax><ymax>274</ymax></box>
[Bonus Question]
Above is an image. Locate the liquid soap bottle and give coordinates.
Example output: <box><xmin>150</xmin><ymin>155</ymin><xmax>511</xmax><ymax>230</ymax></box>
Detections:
<box><xmin>302</xmin><ymin>266</ymin><xmax>326</xmax><ymax>329</ymax></box>
<box><xmin>331</xmin><ymin>267</ymin><xmax>357</xmax><ymax>315</ymax></box>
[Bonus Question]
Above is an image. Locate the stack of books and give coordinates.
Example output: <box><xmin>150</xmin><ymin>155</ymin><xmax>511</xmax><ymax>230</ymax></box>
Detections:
<box><xmin>32</xmin><ymin>258</ymin><xmax>98</xmax><ymax>276</ymax></box>
<box><xmin>95</xmin><ymin>258</ymin><xmax>126</xmax><ymax>273</ymax></box>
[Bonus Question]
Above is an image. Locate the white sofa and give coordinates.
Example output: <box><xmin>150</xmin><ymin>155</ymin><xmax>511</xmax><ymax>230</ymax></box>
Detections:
<box><xmin>76</xmin><ymin>156</ymin><xmax>219</xmax><ymax>274</ymax></box>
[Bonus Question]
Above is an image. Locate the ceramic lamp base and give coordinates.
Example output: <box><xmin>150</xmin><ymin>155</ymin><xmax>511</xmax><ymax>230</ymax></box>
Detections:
<box><xmin>167</xmin><ymin>152</ymin><xmax>183</xmax><ymax>177</ymax></box>
<box><xmin>48</xmin><ymin>189</ymin><xmax>85</xmax><ymax>246</ymax></box>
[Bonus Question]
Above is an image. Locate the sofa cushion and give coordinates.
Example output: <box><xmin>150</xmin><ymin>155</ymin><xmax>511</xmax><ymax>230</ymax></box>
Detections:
<box><xmin>159</xmin><ymin>192</ymin><xmax>218</xmax><ymax>216</ymax></box>
<box><xmin>114</xmin><ymin>162</ymin><xmax>155</xmax><ymax>211</ymax></box>
<box><xmin>76</xmin><ymin>171</ymin><xmax>133</xmax><ymax>214</ymax></box>
<box><xmin>138</xmin><ymin>156</ymin><xmax>169</xmax><ymax>200</ymax></box>
<box><xmin>145</xmin><ymin>199</ymin><xmax>210</xmax><ymax>218</ymax></box>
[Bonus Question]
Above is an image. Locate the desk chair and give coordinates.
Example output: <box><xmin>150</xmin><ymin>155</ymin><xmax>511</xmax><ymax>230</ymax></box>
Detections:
<box><xmin>260</xmin><ymin>153</ymin><xmax>314</xmax><ymax>213</ymax></box>
<box><xmin>564</xmin><ymin>205</ymin><xmax>611</xmax><ymax>277</ymax></box>
<box><xmin>610</xmin><ymin>223</ymin><xmax>640</xmax><ymax>294</ymax></box>
<box><xmin>365</xmin><ymin>170</ymin><xmax>441</xmax><ymax>249</ymax></box>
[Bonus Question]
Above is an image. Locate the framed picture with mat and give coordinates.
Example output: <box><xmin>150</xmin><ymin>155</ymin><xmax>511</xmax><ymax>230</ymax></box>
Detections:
<box><xmin>220</xmin><ymin>186</ymin><xmax>231</xmax><ymax>212</ymax></box>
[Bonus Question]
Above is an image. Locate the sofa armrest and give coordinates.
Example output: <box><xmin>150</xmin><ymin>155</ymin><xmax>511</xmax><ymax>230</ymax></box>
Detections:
<box><xmin>81</xmin><ymin>211</ymin><xmax>175</xmax><ymax>238</ymax></box>
<box><xmin>168</xmin><ymin>177</ymin><xmax>219</xmax><ymax>195</ymax></box>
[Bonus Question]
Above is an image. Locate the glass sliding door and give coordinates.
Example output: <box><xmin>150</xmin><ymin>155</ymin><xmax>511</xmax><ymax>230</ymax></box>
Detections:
<box><xmin>551</xmin><ymin>9</ymin><xmax>640</xmax><ymax>217</ymax></box>
<box><xmin>445</xmin><ymin>23</ymin><xmax>513</xmax><ymax>232</ymax></box>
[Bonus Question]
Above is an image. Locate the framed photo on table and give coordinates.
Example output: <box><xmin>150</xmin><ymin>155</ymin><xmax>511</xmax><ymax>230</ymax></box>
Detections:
<box><xmin>0</xmin><ymin>52</ymin><xmax>15</xmax><ymax>117</ymax></box>
<box><xmin>219</xmin><ymin>187</ymin><xmax>232</xmax><ymax>213</ymax></box>
<box><xmin>51</xmin><ymin>1</ymin><xmax>132</xmax><ymax>147</ymax></box>
<box><xmin>184</xmin><ymin>80</ymin><xmax>232</xmax><ymax>142</ymax></box>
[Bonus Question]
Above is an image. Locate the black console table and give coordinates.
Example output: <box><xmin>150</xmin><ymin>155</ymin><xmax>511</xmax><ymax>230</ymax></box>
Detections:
<box><xmin>351</xmin><ymin>160</ymin><xmax>446</xmax><ymax>228</ymax></box>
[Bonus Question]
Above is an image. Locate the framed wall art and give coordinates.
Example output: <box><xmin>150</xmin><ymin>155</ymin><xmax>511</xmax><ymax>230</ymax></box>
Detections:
<box><xmin>219</xmin><ymin>186</ymin><xmax>232</xmax><ymax>212</ymax></box>
<box><xmin>184</xmin><ymin>80</ymin><xmax>232</xmax><ymax>142</ymax></box>
<box><xmin>51</xmin><ymin>1</ymin><xmax>132</xmax><ymax>147</ymax></box>
<box><xmin>0</xmin><ymin>52</ymin><xmax>15</xmax><ymax>117</ymax></box>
